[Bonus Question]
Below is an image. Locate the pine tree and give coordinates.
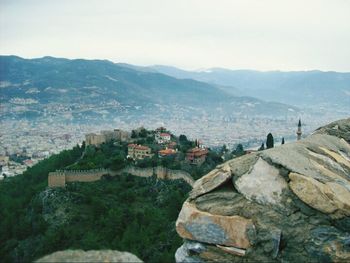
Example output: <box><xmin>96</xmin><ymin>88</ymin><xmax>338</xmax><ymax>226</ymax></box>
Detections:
<box><xmin>131</xmin><ymin>130</ymin><xmax>137</xmax><ymax>138</ymax></box>
<box><xmin>258</xmin><ymin>143</ymin><xmax>265</xmax><ymax>151</ymax></box>
<box><xmin>281</xmin><ymin>137</ymin><xmax>285</xmax><ymax>145</ymax></box>
<box><xmin>266</xmin><ymin>133</ymin><xmax>274</xmax><ymax>149</ymax></box>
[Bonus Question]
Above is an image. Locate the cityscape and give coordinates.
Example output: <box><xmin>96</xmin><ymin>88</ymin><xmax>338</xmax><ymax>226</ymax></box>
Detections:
<box><xmin>0</xmin><ymin>108</ymin><xmax>344</xmax><ymax>178</ymax></box>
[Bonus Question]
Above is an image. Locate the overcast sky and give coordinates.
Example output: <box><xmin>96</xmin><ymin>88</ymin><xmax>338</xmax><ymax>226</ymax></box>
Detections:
<box><xmin>1</xmin><ymin>0</ymin><xmax>349</xmax><ymax>71</ymax></box>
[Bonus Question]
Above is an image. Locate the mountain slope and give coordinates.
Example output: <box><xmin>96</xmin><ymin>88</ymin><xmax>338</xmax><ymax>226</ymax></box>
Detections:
<box><xmin>150</xmin><ymin>65</ymin><xmax>350</xmax><ymax>108</ymax></box>
<box><xmin>0</xmin><ymin>56</ymin><xmax>299</xmax><ymax>122</ymax></box>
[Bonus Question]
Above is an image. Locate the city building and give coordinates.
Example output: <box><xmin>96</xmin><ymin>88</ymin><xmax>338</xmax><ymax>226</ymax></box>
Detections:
<box><xmin>155</xmin><ymin>132</ymin><xmax>171</xmax><ymax>144</ymax></box>
<box><xmin>158</xmin><ymin>148</ymin><xmax>177</xmax><ymax>158</ymax></box>
<box><xmin>128</xmin><ymin>144</ymin><xmax>153</xmax><ymax>160</ymax></box>
<box><xmin>102</xmin><ymin>129</ymin><xmax>130</xmax><ymax>142</ymax></box>
<box><xmin>85</xmin><ymin>133</ymin><xmax>106</xmax><ymax>146</ymax></box>
<box><xmin>186</xmin><ymin>147</ymin><xmax>208</xmax><ymax>165</ymax></box>
<box><xmin>167</xmin><ymin>141</ymin><xmax>177</xmax><ymax>149</ymax></box>
<box><xmin>0</xmin><ymin>155</ymin><xmax>9</xmax><ymax>166</ymax></box>
<box><xmin>86</xmin><ymin>129</ymin><xmax>130</xmax><ymax>146</ymax></box>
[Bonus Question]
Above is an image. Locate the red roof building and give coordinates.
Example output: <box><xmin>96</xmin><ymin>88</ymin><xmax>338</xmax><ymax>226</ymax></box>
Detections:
<box><xmin>186</xmin><ymin>147</ymin><xmax>208</xmax><ymax>165</ymax></box>
<box><xmin>155</xmin><ymin>132</ymin><xmax>171</xmax><ymax>144</ymax></box>
<box><xmin>158</xmin><ymin>148</ymin><xmax>177</xmax><ymax>157</ymax></box>
<box><xmin>128</xmin><ymin>144</ymin><xmax>153</xmax><ymax>159</ymax></box>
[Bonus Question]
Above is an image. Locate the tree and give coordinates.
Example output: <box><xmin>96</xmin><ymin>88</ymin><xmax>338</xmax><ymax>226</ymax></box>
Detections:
<box><xmin>232</xmin><ymin>144</ymin><xmax>244</xmax><ymax>156</ymax></box>
<box><xmin>281</xmin><ymin>137</ymin><xmax>285</xmax><ymax>145</ymax></box>
<box><xmin>131</xmin><ymin>130</ymin><xmax>137</xmax><ymax>138</ymax></box>
<box><xmin>266</xmin><ymin>133</ymin><xmax>274</xmax><ymax>149</ymax></box>
<box><xmin>81</xmin><ymin>141</ymin><xmax>86</xmax><ymax>150</ymax></box>
<box><xmin>179</xmin><ymin>135</ymin><xmax>188</xmax><ymax>144</ymax></box>
<box><xmin>258</xmin><ymin>143</ymin><xmax>265</xmax><ymax>151</ymax></box>
<box><xmin>139</xmin><ymin>128</ymin><xmax>147</xmax><ymax>138</ymax></box>
<box><xmin>220</xmin><ymin>144</ymin><xmax>228</xmax><ymax>154</ymax></box>
<box><xmin>110</xmin><ymin>154</ymin><xmax>127</xmax><ymax>171</ymax></box>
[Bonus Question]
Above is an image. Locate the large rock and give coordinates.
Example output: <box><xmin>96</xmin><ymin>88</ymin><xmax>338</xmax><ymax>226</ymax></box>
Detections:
<box><xmin>176</xmin><ymin>201</ymin><xmax>254</xmax><ymax>249</ymax></box>
<box><xmin>234</xmin><ymin>158</ymin><xmax>288</xmax><ymax>206</ymax></box>
<box><xmin>289</xmin><ymin>172</ymin><xmax>350</xmax><ymax>217</ymax></box>
<box><xmin>36</xmin><ymin>250</ymin><xmax>143</xmax><ymax>262</ymax></box>
<box><xmin>175</xmin><ymin>118</ymin><xmax>350</xmax><ymax>262</ymax></box>
<box><xmin>313</xmin><ymin>118</ymin><xmax>350</xmax><ymax>142</ymax></box>
<box><xmin>189</xmin><ymin>165</ymin><xmax>232</xmax><ymax>200</ymax></box>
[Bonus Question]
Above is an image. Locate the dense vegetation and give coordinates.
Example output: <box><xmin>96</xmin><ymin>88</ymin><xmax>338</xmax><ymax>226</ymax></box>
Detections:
<box><xmin>0</xmin><ymin>143</ymin><xmax>190</xmax><ymax>262</ymax></box>
<box><xmin>0</xmin><ymin>145</ymin><xmax>84</xmax><ymax>262</ymax></box>
<box><xmin>0</xmin><ymin>128</ymin><xmax>247</xmax><ymax>262</ymax></box>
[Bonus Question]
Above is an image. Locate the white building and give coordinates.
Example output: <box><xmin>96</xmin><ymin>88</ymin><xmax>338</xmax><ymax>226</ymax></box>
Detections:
<box><xmin>155</xmin><ymin>132</ymin><xmax>171</xmax><ymax>144</ymax></box>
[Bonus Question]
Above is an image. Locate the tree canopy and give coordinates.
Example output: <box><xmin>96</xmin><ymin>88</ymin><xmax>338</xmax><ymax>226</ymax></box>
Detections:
<box><xmin>266</xmin><ymin>133</ymin><xmax>274</xmax><ymax>149</ymax></box>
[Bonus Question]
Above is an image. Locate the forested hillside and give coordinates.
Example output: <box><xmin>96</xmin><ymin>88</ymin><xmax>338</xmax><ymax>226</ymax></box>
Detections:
<box><xmin>0</xmin><ymin>144</ymin><xmax>190</xmax><ymax>262</ymax></box>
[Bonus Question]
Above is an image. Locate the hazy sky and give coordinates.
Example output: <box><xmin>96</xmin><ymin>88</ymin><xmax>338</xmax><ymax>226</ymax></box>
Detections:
<box><xmin>1</xmin><ymin>0</ymin><xmax>350</xmax><ymax>71</ymax></box>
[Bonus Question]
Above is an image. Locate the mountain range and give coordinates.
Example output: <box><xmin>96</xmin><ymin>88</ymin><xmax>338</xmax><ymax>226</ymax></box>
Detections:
<box><xmin>0</xmin><ymin>56</ymin><xmax>299</xmax><ymax>123</ymax></box>
<box><xmin>147</xmin><ymin>65</ymin><xmax>350</xmax><ymax>109</ymax></box>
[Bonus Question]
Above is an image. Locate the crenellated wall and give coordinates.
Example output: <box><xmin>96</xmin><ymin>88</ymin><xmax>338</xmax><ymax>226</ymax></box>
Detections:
<box><xmin>48</xmin><ymin>169</ymin><xmax>108</xmax><ymax>187</ymax></box>
<box><xmin>48</xmin><ymin>166</ymin><xmax>194</xmax><ymax>187</ymax></box>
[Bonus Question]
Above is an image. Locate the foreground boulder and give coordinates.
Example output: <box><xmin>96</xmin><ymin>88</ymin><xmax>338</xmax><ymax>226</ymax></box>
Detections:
<box><xmin>36</xmin><ymin>250</ymin><xmax>143</xmax><ymax>262</ymax></box>
<box><xmin>176</xmin><ymin>201</ymin><xmax>254</xmax><ymax>249</ymax></box>
<box><xmin>175</xmin><ymin>118</ymin><xmax>350</xmax><ymax>262</ymax></box>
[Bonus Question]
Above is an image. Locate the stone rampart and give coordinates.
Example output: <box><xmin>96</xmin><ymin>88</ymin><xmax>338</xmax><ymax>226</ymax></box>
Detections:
<box><xmin>120</xmin><ymin>166</ymin><xmax>154</xmax><ymax>178</ymax></box>
<box><xmin>48</xmin><ymin>167</ymin><xmax>194</xmax><ymax>187</ymax></box>
<box><xmin>118</xmin><ymin>166</ymin><xmax>194</xmax><ymax>186</ymax></box>
<box><xmin>48</xmin><ymin>169</ymin><xmax>108</xmax><ymax>187</ymax></box>
<box><xmin>166</xmin><ymin>169</ymin><xmax>195</xmax><ymax>186</ymax></box>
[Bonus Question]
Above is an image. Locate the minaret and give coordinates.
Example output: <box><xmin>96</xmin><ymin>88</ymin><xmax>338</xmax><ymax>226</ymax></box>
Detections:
<box><xmin>296</xmin><ymin>119</ymin><xmax>302</xmax><ymax>141</ymax></box>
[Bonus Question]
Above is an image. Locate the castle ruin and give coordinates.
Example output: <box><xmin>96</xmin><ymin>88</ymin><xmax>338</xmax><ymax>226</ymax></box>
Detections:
<box><xmin>85</xmin><ymin>129</ymin><xmax>130</xmax><ymax>146</ymax></box>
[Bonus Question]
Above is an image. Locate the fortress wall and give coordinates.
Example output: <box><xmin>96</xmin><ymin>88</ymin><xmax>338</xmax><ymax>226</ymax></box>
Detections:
<box><xmin>122</xmin><ymin>166</ymin><xmax>154</xmax><ymax>177</ymax></box>
<box><xmin>166</xmin><ymin>169</ymin><xmax>195</xmax><ymax>187</ymax></box>
<box><xmin>155</xmin><ymin>166</ymin><xmax>167</xmax><ymax>179</ymax></box>
<box><xmin>65</xmin><ymin>169</ymin><xmax>108</xmax><ymax>182</ymax></box>
<box><xmin>120</xmin><ymin>166</ymin><xmax>194</xmax><ymax>186</ymax></box>
<box><xmin>48</xmin><ymin>169</ymin><xmax>109</xmax><ymax>187</ymax></box>
<box><xmin>48</xmin><ymin>167</ymin><xmax>194</xmax><ymax>187</ymax></box>
<box><xmin>65</xmin><ymin>174</ymin><xmax>103</xmax><ymax>183</ymax></box>
<box><xmin>48</xmin><ymin>172</ymin><xmax>66</xmax><ymax>187</ymax></box>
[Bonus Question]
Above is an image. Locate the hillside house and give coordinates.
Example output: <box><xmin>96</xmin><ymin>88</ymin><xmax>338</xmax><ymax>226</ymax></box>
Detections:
<box><xmin>155</xmin><ymin>132</ymin><xmax>171</xmax><ymax>144</ymax></box>
<box><xmin>186</xmin><ymin>147</ymin><xmax>208</xmax><ymax>165</ymax></box>
<box><xmin>167</xmin><ymin>141</ymin><xmax>177</xmax><ymax>149</ymax></box>
<box><xmin>158</xmin><ymin>148</ymin><xmax>177</xmax><ymax>158</ymax></box>
<box><xmin>128</xmin><ymin>144</ymin><xmax>153</xmax><ymax>160</ymax></box>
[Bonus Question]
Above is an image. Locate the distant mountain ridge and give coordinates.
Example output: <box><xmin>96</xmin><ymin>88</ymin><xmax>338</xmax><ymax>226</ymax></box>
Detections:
<box><xmin>149</xmin><ymin>65</ymin><xmax>350</xmax><ymax>108</ymax></box>
<box><xmin>0</xmin><ymin>56</ymin><xmax>299</xmax><ymax>122</ymax></box>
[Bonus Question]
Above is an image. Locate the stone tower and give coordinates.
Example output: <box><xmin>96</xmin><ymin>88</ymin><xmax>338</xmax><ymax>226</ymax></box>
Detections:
<box><xmin>296</xmin><ymin>119</ymin><xmax>302</xmax><ymax>141</ymax></box>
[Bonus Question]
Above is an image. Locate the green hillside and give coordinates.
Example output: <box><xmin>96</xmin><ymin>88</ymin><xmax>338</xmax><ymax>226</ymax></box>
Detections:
<box><xmin>0</xmin><ymin>142</ymin><xmax>192</xmax><ymax>262</ymax></box>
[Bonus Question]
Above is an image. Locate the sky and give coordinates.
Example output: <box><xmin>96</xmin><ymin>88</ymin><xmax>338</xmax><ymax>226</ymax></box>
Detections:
<box><xmin>1</xmin><ymin>0</ymin><xmax>350</xmax><ymax>71</ymax></box>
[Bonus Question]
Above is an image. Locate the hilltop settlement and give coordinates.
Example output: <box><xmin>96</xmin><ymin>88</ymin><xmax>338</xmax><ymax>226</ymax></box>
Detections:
<box><xmin>48</xmin><ymin>126</ymin><xmax>227</xmax><ymax>188</ymax></box>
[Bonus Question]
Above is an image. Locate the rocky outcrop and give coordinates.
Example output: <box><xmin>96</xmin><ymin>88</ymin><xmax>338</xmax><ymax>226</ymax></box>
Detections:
<box><xmin>175</xmin><ymin>118</ymin><xmax>350</xmax><ymax>262</ymax></box>
<box><xmin>36</xmin><ymin>250</ymin><xmax>143</xmax><ymax>262</ymax></box>
<box><xmin>176</xmin><ymin>202</ymin><xmax>254</xmax><ymax>249</ymax></box>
